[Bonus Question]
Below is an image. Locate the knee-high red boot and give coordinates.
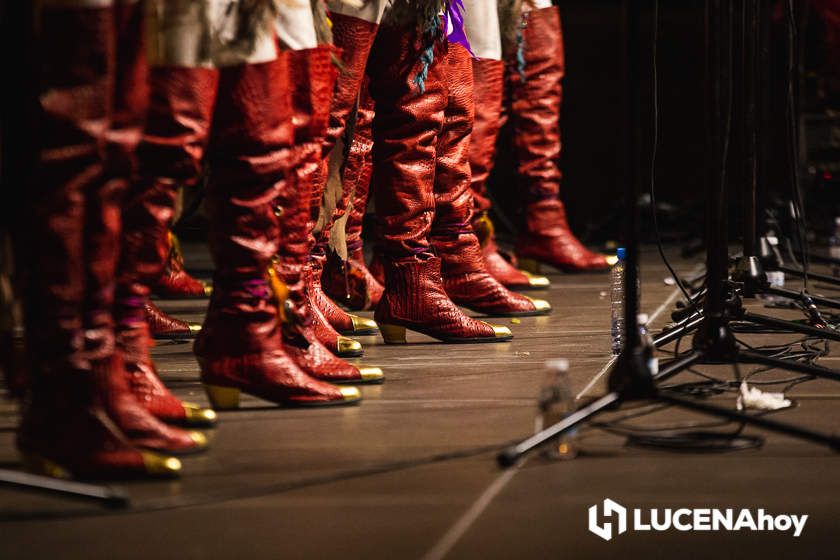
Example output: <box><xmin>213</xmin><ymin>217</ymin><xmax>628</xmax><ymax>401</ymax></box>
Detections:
<box><xmin>146</xmin><ymin>301</ymin><xmax>200</xmax><ymax>340</ymax></box>
<box><xmin>17</xmin><ymin>4</ymin><xmax>186</xmax><ymax>478</ymax></box>
<box><xmin>152</xmin><ymin>230</ymin><xmax>212</xmax><ymax>299</ymax></box>
<box><xmin>86</xmin><ymin>10</ymin><xmax>209</xmax><ymax>452</ymax></box>
<box><xmin>305</xmin><ymin>11</ymin><xmax>381</xmax><ymax>337</ymax></box>
<box><xmin>321</xmin><ymin>81</ymin><xmax>385</xmax><ymax>311</ymax></box>
<box><xmin>510</xmin><ymin>6</ymin><xmax>610</xmax><ymax>273</ymax></box>
<box><xmin>195</xmin><ymin>53</ymin><xmax>361</xmax><ymax>408</ymax></box>
<box><xmin>431</xmin><ymin>44</ymin><xmax>551</xmax><ymax>317</ymax></box>
<box><xmin>469</xmin><ymin>57</ymin><xmax>549</xmax><ymax>290</ymax></box>
<box><xmin>273</xmin><ymin>45</ymin><xmax>383</xmax><ymax>385</ymax></box>
<box><xmin>368</xmin><ymin>21</ymin><xmax>512</xmax><ymax>344</ymax></box>
<box><xmin>116</xmin><ymin>63</ymin><xmax>218</xmax><ymax>428</ymax></box>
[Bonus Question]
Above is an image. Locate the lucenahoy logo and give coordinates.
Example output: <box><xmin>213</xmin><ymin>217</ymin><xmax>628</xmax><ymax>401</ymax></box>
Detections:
<box><xmin>588</xmin><ymin>499</ymin><xmax>808</xmax><ymax>541</ymax></box>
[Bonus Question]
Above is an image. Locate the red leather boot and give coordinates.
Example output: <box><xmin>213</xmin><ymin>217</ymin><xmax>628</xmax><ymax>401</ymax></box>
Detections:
<box><xmin>146</xmin><ymin>301</ymin><xmax>200</xmax><ymax>340</ymax></box>
<box><xmin>17</xmin><ymin>4</ymin><xmax>187</xmax><ymax>478</ymax></box>
<box><xmin>272</xmin><ymin>45</ymin><xmax>383</xmax><ymax>386</ymax></box>
<box><xmin>367</xmin><ymin>22</ymin><xmax>512</xmax><ymax>344</ymax></box>
<box><xmin>432</xmin><ymin>44</ymin><xmax>551</xmax><ymax>317</ymax></box>
<box><xmin>469</xmin><ymin>57</ymin><xmax>549</xmax><ymax>290</ymax></box>
<box><xmin>310</xmin><ymin>249</ymin><xmax>378</xmax><ymax>335</ymax></box>
<box><xmin>18</xmin><ymin>368</ymin><xmax>182</xmax><ymax>480</ymax></box>
<box><xmin>87</xmin><ymin>71</ymin><xmax>209</xmax><ymax>451</ymax></box>
<box><xmin>194</xmin><ymin>54</ymin><xmax>361</xmax><ymax>409</ymax></box>
<box><xmin>510</xmin><ymin>6</ymin><xmax>610</xmax><ymax>273</ymax></box>
<box><xmin>305</xmin><ymin>10</ymin><xmax>381</xmax><ymax>337</ymax></box>
<box><xmin>153</xmin><ymin>231</ymin><xmax>212</xmax><ymax>298</ymax></box>
<box><xmin>322</xmin><ymin>82</ymin><xmax>384</xmax><ymax>311</ymax></box>
<box><xmin>116</xmin><ymin>64</ymin><xmax>218</xmax><ymax>428</ymax></box>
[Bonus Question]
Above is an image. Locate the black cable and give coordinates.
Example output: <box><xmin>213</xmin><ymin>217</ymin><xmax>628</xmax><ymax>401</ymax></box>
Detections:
<box><xmin>786</xmin><ymin>0</ymin><xmax>812</xmax><ymax>291</ymax></box>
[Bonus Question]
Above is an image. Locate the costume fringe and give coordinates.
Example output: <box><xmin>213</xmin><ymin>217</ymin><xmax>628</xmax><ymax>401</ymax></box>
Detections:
<box><xmin>498</xmin><ymin>0</ymin><xmax>522</xmax><ymax>60</ymax></box>
<box><xmin>315</xmin><ymin>134</ymin><xmax>347</xmax><ymax>241</ymax></box>
<box><xmin>312</xmin><ymin>0</ymin><xmax>333</xmax><ymax>45</ymax></box>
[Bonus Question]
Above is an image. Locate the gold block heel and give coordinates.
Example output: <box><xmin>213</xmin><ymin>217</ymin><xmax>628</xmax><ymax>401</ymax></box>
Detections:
<box><xmin>518</xmin><ymin>258</ymin><xmax>541</xmax><ymax>274</ymax></box>
<box><xmin>21</xmin><ymin>453</ymin><xmax>72</xmax><ymax>479</ymax></box>
<box><xmin>379</xmin><ymin>324</ymin><xmax>407</xmax><ymax>344</ymax></box>
<box><xmin>204</xmin><ymin>384</ymin><xmax>241</xmax><ymax>410</ymax></box>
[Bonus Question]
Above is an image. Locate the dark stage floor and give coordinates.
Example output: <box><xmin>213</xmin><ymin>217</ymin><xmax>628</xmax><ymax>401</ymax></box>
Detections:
<box><xmin>1</xmin><ymin>246</ymin><xmax>839</xmax><ymax>559</ymax></box>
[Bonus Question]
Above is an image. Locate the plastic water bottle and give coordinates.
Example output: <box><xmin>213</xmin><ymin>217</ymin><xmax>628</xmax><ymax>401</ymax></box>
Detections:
<box><xmin>830</xmin><ymin>217</ymin><xmax>840</xmax><ymax>277</ymax></box>
<box><xmin>610</xmin><ymin>248</ymin><xmax>626</xmax><ymax>355</ymax></box>
<box><xmin>535</xmin><ymin>359</ymin><xmax>579</xmax><ymax>460</ymax></box>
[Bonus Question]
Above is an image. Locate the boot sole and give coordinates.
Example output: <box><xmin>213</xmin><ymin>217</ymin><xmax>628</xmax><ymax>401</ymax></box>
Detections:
<box><xmin>204</xmin><ymin>383</ymin><xmax>363</xmax><ymax>409</ymax></box>
<box><xmin>152</xmin><ymin>331</ymin><xmax>196</xmax><ymax>341</ymax></box>
<box><xmin>380</xmin><ymin>323</ymin><xmax>513</xmax><ymax>344</ymax></box>
<box><xmin>470</xmin><ymin>309</ymin><xmax>553</xmax><ymax>318</ymax></box>
<box><xmin>328</xmin><ymin>377</ymin><xmax>385</xmax><ymax>386</ymax></box>
<box><xmin>143</xmin><ymin>444</ymin><xmax>208</xmax><ymax>457</ymax></box>
<box><xmin>335</xmin><ymin>348</ymin><xmax>364</xmax><ymax>358</ymax></box>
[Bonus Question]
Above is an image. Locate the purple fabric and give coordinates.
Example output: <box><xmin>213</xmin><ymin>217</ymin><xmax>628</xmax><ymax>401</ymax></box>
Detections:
<box><xmin>117</xmin><ymin>295</ymin><xmax>148</xmax><ymax>327</ymax></box>
<box><xmin>243</xmin><ymin>279</ymin><xmax>271</xmax><ymax>300</ymax></box>
<box><xmin>445</xmin><ymin>0</ymin><xmax>475</xmax><ymax>57</ymax></box>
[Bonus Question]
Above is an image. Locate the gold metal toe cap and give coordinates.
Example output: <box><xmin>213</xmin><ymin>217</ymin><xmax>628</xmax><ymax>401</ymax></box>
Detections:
<box><xmin>526</xmin><ymin>297</ymin><xmax>552</xmax><ymax>313</ymax></box>
<box><xmin>20</xmin><ymin>453</ymin><xmax>72</xmax><ymax>479</ymax></box>
<box><xmin>337</xmin><ymin>336</ymin><xmax>363</xmax><ymax>354</ymax></box>
<box><xmin>522</xmin><ymin>270</ymin><xmax>551</xmax><ymax>287</ymax></box>
<box><xmin>202</xmin><ymin>284</ymin><xmax>213</xmax><ymax>296</ymax></box>
<box><xmin>350</xmin><ymin>315</ymin><xmax>378</xmax><ymax>332</ymax></box>
<box><xmin>358</xmin><ymin>366</ymin><xmax>384</xmax><ymax>381</ymax></box>
<box><xmin>188</xmin><ymin>431</ymin><xmax>208</xmax><ymax>448</ymax></box>
<box><xmin>489</xmin><ymin>324</ymin><xmax>513</xmax><ymax>338</ymax></box>
<box><xmin>605</xmin><ymin>254</ymin><xmax>619</xmax><ymax>266</ymax></box>
<box><xmin>182</xmin><ymin>402</ymin><xmax>217</xmax><ymax>425</ymax></box>
<box><xmin>339</xmin><ymin>386</ymin><xmax>362</xmax><ymax>401</ymax></box>
<box><xmin>188</xmin><ymin>323</ymin><xmax>202</xmax><ymax>334</ymax></box>
<box><xmin>141</xmin><ymin>452</ymin><xmax>182</xmax><ymax>477</ymax></box>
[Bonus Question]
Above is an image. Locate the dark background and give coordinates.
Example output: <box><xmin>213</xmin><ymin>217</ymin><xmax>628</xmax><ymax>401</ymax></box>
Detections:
<box><xmin>487</xmin><ymin>0</ymin><xmax>839</xmax><ymax>247</ymax></box>
<box><xmin>488</xmin><ymin>0</ymin><xmax>709</xmax><ymax>246</ymax></box>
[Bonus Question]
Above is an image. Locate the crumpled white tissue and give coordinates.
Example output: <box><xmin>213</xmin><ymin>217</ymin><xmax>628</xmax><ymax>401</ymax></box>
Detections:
<box><xmin>736</xmin><ymin>381</ymin><xmax>792</xmax><ymax>411</ymax></box>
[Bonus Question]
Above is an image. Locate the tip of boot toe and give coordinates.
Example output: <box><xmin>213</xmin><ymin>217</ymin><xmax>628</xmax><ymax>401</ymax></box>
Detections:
<box><xmin>339</xmin><ymin>387</ymin><xmax>362</xmax><ymax>401</ymax></box>
<box><xmin>188</xmin><ymin>431</ymin><xmax>208</xmax><ymax>448</ymax></box>
<box><xmin>141</xmin><ymin>452</ymin><xmax>182</xmax><ymax>477</ymax></box>
<box><xmin>522</xmin><ymin>271</ymin><xmax>551</xmax><ymax>287</ymax></box>
<box><xmin>358</xmin><ymin>367</ymin><xmax>385</xmax><ymax>382</ymax></box>
<box><xmin>183</xmin><ymin>403</ymin><xmax>218</xmax><ymax>425</ymax></box>
<box><xmin>350</xmin><ymin>315</ymin><xmax>379</xmax><ymax>333</ymax></box>
<box><xmin>337</xmin><ymin>336</ymin><xmax>363</xmax><ymax>354</ymax></box>
<box><xmin>488</xmin><ymin>324</ymin><xmax>513</xmax><ymax>338</ymax></box>
<box><xmin>527</xmin><ymin>297</ymin><xmax>552</xmax><ymax>313</ymax></box>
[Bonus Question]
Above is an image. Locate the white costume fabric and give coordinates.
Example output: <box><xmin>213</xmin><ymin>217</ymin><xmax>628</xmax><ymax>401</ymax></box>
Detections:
<box><xmin>145</xmin><ymin>0</ymin><xmax>278</xmax><ymax>67</ymax></box>
<box><xmin>275</xmin><ymin>0</ymin><xmax>318</xmax><ymax>51</ymax></box>
<box><xmin>463</xmin><ymin>0</ymin><xmax>502</xmax><ymax>60</ymax></box>
<box><xmin>326</xmin><ymin>0</ymin><xmax>390</xmax><ymax>24</ymax></box>
<box><xmin>525</xmin><ymin>0</ymin><xmax>554</xmax><ymax>11</ymax></box>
